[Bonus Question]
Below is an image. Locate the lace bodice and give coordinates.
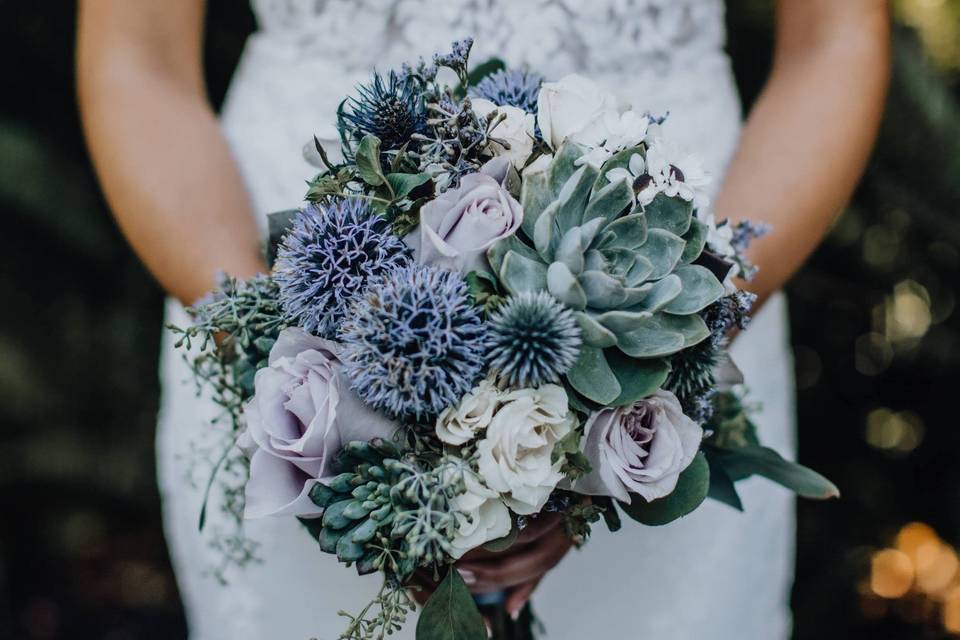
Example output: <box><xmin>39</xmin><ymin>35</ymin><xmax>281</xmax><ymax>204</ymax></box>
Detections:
<box><xmin>250</xmin><ymin>0</ymin><xmax>726</xmax><ymax>80</ymax></box>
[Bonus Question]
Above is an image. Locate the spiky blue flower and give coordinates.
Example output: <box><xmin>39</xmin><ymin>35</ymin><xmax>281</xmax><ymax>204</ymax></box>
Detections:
<box><xmin>274</xmin><ymin>199</ymin><xmax>411</xmax><ymax>338</ymax></box>
<box><xmin>486</xmin><ymin>291</ymin><xmax>582</xmax><ymax>388</ymax></box>
<box><xmin>340</xmin><ymin>71</ymin><xmax>427</xmax><ymax>151</ymax></box>
<box><xmin>469</xmin><ymin>69</ymin><xmax>544</xmax><ymax>114</ymax></box>
<box><xmin>339</xmin><ymin>264</ymin><xmax>486</xmax><ymax>421</ymax></box>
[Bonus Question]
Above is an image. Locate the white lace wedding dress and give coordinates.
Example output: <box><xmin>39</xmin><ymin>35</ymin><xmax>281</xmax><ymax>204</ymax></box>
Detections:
<box><xmin>157</xmin><ymin>1</ymin><xmax>797</xmax><ymax>638</ymax></box>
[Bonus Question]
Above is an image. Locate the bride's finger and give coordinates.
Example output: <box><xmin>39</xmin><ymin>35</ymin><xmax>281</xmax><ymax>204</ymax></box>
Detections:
<box><xmin>505</xmin><ymin>576</ymin><xmax>542</xmax><ymax>620</ymax></box>
<box><xmin>457</xmin><ymin>528</ymin><xmax>572</xmax><ymax>591</ymax></box>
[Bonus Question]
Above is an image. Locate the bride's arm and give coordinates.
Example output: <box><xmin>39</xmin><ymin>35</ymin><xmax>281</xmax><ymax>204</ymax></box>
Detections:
<box><xmin>714</xmin><ymin>0</ymin><xmax>890</xmax><ymax>308</ymax></box>
<box><xmin>77</xmin><ymin>0</ymin><xmax>264</xmax><ymax>305</ymax></box>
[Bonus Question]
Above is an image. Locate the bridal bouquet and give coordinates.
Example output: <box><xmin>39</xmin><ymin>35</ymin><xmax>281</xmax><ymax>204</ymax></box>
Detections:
<box><xmin>174</xmin><ymin>39</ymin><xmax>836</xmax><ymax>640</ymax></box>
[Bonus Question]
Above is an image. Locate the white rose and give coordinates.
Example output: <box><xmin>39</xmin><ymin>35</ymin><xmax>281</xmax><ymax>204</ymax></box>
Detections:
<box><xmin>449</xmin><ymin>470</ymin><xmax>512</xmax><ymax>559</ymax></box>
<box><xmin>537</xmin><ymin>74</ymin><xmax>619</xmax><ymax>151</ymax></box>
<box><xmin>436</xmin><ymin>377</ymin><xmax>501</xmax><ymax>446</ymax></box>
<box><xmin>575</xmin><ymin>390</ymin><xmax>703</xmax><ymax>503</ymax></box>
<box><xmin>473</xmin><ymin>99</ymin><xmax>536</xmax><ymax>169</ymax></box>
<box><xmin>476</xmin><ymin>385</ymin><xmax>576</xmax><ymax>515</ymax></box>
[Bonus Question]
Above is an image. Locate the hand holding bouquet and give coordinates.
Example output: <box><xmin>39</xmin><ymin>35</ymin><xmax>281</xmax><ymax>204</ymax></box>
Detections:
<box><xmin>174</xmin><ymin>38</ymin><xmax>836</xmax><ymax>640</ymax></box>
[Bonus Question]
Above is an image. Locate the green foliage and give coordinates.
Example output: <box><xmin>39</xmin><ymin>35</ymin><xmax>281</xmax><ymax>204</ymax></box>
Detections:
<box><xmin>562</xmin><ymin>501</ymin><xmax>607</xmax><ymax>543</ymax></box>
<box><xmin>416</xmin><ymin>569</ymin><xmax>488</xmax><ymax>640</ymax></box>
<box><xmin>337</xmin><ymin>575</ymin><xmax>417</xmax><ymax>640</ymax></box>
<box><xmin>619</xmin><ymin>453</ymin><xmax>710</xmax><ymax>526</ymax></box>
<box><xmin>551</xmin><ymin>428</ymin><xmax>592</xmax><ymax>480</ymax></box>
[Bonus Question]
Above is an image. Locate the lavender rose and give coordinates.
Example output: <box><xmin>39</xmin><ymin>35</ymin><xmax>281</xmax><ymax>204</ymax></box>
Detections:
<box><xmin>574</xmin><ymin>390</ymin><xmax>703</xmax><ymax>503</ymax></box>
<box><xmin>405</xmin><ymin>158</ymin><xmax>522</xmax><ymax>274</ymax></box>
<box><xmin>239</xmin><ymin>327</ymin><xmax>398</xmax><ymax>519</ymax></box>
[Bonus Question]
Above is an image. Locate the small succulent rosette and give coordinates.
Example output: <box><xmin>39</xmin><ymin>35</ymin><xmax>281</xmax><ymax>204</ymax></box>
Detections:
<box><xmin>174</xmin><ymin>38</ymin><xmax>836</xmax><ymax>640</ymax></box>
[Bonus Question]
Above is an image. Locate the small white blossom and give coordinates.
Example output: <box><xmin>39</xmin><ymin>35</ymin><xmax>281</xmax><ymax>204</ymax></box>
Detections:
<box><xmin>605</xmin><ymin>153</ymin><xmax>659</xmax><ymax>206</ymax></box>
<box><xmin>645</xmin><ymin>137</ymin><xmax>711</xmax><ymax>208</ymax></box>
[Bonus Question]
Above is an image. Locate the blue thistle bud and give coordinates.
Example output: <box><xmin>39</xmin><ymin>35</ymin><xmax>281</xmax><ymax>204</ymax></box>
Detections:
<box><xmin>469</xmin><ymin>68</ymin><xmax>544</xmax><ymax>114</ymax></box>
<box><xmin>340</xmin><ymin>70</ymin><xmax>427</xmax><ymax>151</ymax></box>
<box><xmin>486</xmin><ymin>291</ymin><xmax>582</xmax><ymax>388</ymax></box>
<box><xmin>338</xmin><ymin>264</ymin><xmax>486</xmax><ymax>421</ymax></box>
<box><xmin>273</xmin><ymin>199</ymin><xmax>411</xmax><ymax>338</ymax></box>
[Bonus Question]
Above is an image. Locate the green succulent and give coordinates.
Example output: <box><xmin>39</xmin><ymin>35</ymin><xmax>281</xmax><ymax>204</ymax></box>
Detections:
<box><xmin>487</xmin><ymin>142</ymin><xmax>725</xmax><ymax>406</ymax></box>
<box><xmin>302</xmin><ymin>438</ymin><xmax>464</xmax><ymax>580</ymax></box>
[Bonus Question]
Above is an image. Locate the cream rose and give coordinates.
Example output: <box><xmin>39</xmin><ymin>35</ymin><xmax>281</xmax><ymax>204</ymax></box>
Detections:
<box><xmin>575</xmin><ymin>390</ymin><xmax>702</xmax><ymax>503</ymax></box>
<box><xmin>449</xmin><ymin>470</ymin><xmax>512</xmax><ymax>559</ymax></box>
<box><xmin>476</xmin><ymin>385</ymin><xmax>576</xmax><ymax>515</ymax></box>
<box><xmin>537</xmin><ymin>74</ymin><xmax>619</xmax><ymax>151</ymax></box>
<box><xmin>435</xmin><ymin>377</ymin><xmax>501</xmax><ymax>446</ymax></box>
<box><xmin>472</xmin><ymin>98</ymin><xmax>536</xmax><ymax>169</ymax></box>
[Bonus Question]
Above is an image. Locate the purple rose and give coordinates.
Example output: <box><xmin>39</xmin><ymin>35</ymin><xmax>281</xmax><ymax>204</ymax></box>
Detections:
<box><xmin>239</xmin><ymin>327</ymin><xmax>398</xmax><ymax>518</ymax></box>
<box><xmin>406</xmin><ymin>158</ymin><xmax>522</xmax><ymax>274</ymax></box>
<box><xmin>574</xmin><ymin>390</ymin><xmax>703</xmax><ymax>503</ymax></box>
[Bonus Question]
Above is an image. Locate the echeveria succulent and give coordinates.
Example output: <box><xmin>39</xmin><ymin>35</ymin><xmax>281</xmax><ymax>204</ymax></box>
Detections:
<box><xmin>487</xmin><ymin>142</ymin><xmax>726</xmax><ymax>406</ymax></box>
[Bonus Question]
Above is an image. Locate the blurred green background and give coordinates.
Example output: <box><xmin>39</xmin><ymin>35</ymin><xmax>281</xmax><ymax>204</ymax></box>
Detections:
<box><xmin>1</xmin><ymin>1</ymin><xmax>959</xmax><ymax>638</ymax></box>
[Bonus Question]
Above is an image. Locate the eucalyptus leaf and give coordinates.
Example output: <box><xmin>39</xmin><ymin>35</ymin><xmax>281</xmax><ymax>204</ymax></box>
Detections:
<box><xmin>416</xmin><ymin>570</ymin><xmax>488</xmax><ymax>640</ymax></box>
<box><xmin>715</xmin><ymin>446</ymin><xmax>840</xmax><ymax>500</ymax></box>
<box><xmin>620</xmin><ymin>453</ymin><xmax>710</xmax><ymax>525</ymax></box>
<box><xmin>605</xmin><ymin>350</ymin><xmax>671</xmax><ymax>406</ymax></box>
<box><xmin>566</xmin><ymin>346</ymin><xmax>621</xmax><ymax>405</ymax></box>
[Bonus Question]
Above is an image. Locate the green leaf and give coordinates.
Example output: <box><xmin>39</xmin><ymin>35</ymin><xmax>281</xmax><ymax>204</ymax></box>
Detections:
<box><xmin>593</xmin><ymin>496</ymin><xmax>623</xmax><ymax>533</ymax></box>
<box><xmin>552</xmin><ymin>428</ymin><xmax>591</xmax><ymax>480</ymax></box>
<box><xmin>605</xmin><ymin>350</ymin><xmax>671</xmax><ymax>406</ymax></box>
<box><xmin>566</xmin><ymin>346</ymin><xmax>621</xmax><ymax>404</ymax></box>
<box><xmin>463</xmin><ymin>57</ymin><xmax>506</xmax><ymax>91</ymax></box>
<box><xmin>643</xmin><ymin>193</ymin><xmax>693</xmax><ymax>236</ymax></box>
<box><xmin>499</xmin><ymin>251</ymin><xmax>548</xmax><ymax>295</ymax></box>
<box><xmin>555</xmin><ymin>164</ymin><xmax>599</xmax><ymax>233</ymax></box>
<box><xmin>715</xmin><ymin>446</ymin><xmax>840</xmax><ymax>500</ymax></box>
<box><xmin>520</xmin><ymin>170</ymin><xmax>553</xmax><ymax>239</ymax></box>
<box><xmin>664</xmin><ymin>264</ymin><xmax>725</xmax><ymax>315</ymax></box>
<box><xmin>621</xmin><ymin>274</ymin><xmax>682</xmax><ymax>313</ymax></box>
<box><xmin>547</xmin><ymin>141</ymin><xmax>588</xmax><ymax>194</ymax></box>
<box><xmin>355</xmin><ymin>135</ymin><xmax>386</xmax><ymax>187</ymax></box>
<box><xmin>640</xmin><ymin>228</ymin><xmax>687</xmax><ymax>280</ymax></box>
<box><xmin>705</xmin><ymin>453</ymin><xmax>744</xmax><ymax>512</ymax></box>
<box><xmin>482</xmin><ymin>521</ymin><xmax>519</xmax><ymax>553</ymax></box>
<box><xmin>680</xmin><ymin>219</ymin><xmax>709</xmax><ymax>263</ymax></box>
<box><xmin>386</xmin><ymin>172</ymin><xmax>432</xmax><ymax>200</ymax></box>
<box><xmin>416</xmin><ymin>570</ymin><xmax>488</xmax><ymax>640</ymax></box>
<box><xmin>620</xmin><ymin>453</ymin><xmax>710</xmax><ymax>526</ymax></box>
<box><xmin>266</xmin><ymin>209</ymin><xmax>298</xmax><ymax>268</ymax></box>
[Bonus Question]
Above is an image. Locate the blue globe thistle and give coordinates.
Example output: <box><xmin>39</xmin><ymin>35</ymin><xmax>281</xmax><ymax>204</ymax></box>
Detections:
<box><xmin>273</xmin><ymin>199</ymin><xmax>411</xmax><ymax>338</ymax></box>
<box><xmin>340</xmin><ymin>70</ymin><xmax>427</xmax><ymax>151</ymax></box>
<box><xmin>486</xmin><ymin>291</ymin><xmax>582</xmax><ymax>388</ymax></box>
<box><xmin>469</xmin><ymin>69</ymin><xmax>544</xmax><ymax>114</ymax></box>
<box><xmin>338</xmin><ymin>264</ymin><xmax>486</xmax><ymax>421</ymax></box>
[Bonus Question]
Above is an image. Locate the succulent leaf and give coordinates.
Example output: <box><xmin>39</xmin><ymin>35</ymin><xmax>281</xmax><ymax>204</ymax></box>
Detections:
<box><xmin>663</xmin><ymin>265</ymin><xmax>725</xmax><ymax>315</ymax></box>
<box><xmin>500</xmin><ymin>250</ymin><xmax>549</xmax><ymax>295</ymax></box>
<box><xmin>641</xmin><ymin>228</ymin><xmax>687</xmax><ymax>280</ymax></box>
<box><xmin>583</xmin><ymin>179</ymin><xmax>635</xmax><ymax>226</ymax></box>
<box><xmin>520</xmin><ymin>170</ymin><xmax>553</xmax><ymax>238</ymax></box>
<box><xmin>622</xmin><ymin>274</ymin><xmax>683</xmax><ymax>312</ymax></box>
<box><xmin>547</xmin><ymin>262</ymin><xmax>588</xmax><ymax>309</ymax></box>
<box><xmin>578</xmin><ymin>270</ymin><xmax>628</xmax><ymax>309</ymax></box>
<box><xmin>336</xmin><ymin>526</ymin><xmax>367</xmax><ymax>562</ymax></box>
<box><xmin>555</xmin><ymin>164</ymin><xmax>600</xmax><ymax>232</ymax></box>
<box><xmin>644</xmin><ymin>193</ymin><xmax>694</xmax><ymax>236</ymax></box>
<box><xmin>680</xmin><ymin>219</ymin><xmax>709</xmax><ymax>264</ymax></box>
<box><xmin>574</xmin><ymin>311</ymin><xmax>619</xmax><ymax>348</ymax></box>
<box><xmin>533</xmin><ymin>201</ymin><xmax>560</xmax><ymax>260</ymax></box>
<box><xmin>322</xmin><ymin>498</ymin><xmax>357</xmax><ymax>530</ymax></box>
<box><xmin>555</xmin><ymin>227</ymin><xmax>586</xmax><ymax>274</ymax></box>
<box><xmin>487</xmin><ymin>233</ymin><xmax>541</xmax><ymax>275</ymax></box>
<box><xmin>599</xmin><ymin>213</ymin><xmax>648</xmax><ymax>251</ymax></box>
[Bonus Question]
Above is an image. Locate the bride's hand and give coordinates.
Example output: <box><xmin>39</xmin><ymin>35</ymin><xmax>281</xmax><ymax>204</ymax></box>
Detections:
<box><xmin>411</xmin><ymin>512</ymin><xmax>573</xmax><ymax>619</ymax></box>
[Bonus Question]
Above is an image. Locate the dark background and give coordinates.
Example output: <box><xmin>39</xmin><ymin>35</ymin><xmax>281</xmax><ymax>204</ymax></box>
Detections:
<box><xmin>1</xmin><ymin>1</ymin><xmax>959</xmax><ymax>638</ymax></box>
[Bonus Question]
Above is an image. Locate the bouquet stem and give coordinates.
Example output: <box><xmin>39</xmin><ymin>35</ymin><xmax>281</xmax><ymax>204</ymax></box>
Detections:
<box><xmin>475</xmin><ymin>593</ymin><xmax>535</xmax><ymax>640</ymax></box>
